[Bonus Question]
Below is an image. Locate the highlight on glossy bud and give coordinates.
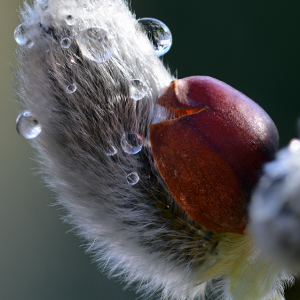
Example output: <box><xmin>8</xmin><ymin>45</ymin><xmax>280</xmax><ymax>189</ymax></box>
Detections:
<box><xmin>16</xmin><ymin>111</ymin><xmax>41</xmax><ymax>139</ymax></box>
<box><xmin>150</xmin><ymin>76</ymin><xmax>279</xmax><ymax>233</ymax></box>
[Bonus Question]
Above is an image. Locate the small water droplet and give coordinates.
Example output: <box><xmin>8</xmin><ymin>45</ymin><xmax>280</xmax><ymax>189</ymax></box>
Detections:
<box><xmin>16</xmin><ymin>111</ymin><xmax>41</xmax><ymax>139</ymax></box>
<box><xmin>70</xmin><ymin>58</ymin><xmax>76</xmax><ymax>64</ymax></box>
<box><xmin>121</xmin><ymin>132</ymin><xmax>143</xmax><ymax>154</ymax></box>
<box><xmin>105</xmin><ymin>145</ymin><xmax>118</xmax><ymax>156</ymax></box>
<box><xmin>76</xmin><ymin>27</ymin><xmax>113</xmax><ymax>63</ymax></box>
<box><xmin>66</xmin><ymin>15</ymin><xmax>75</xmax><ymax>26</ymax></box>
<box><xmin>61</xmin><ymin>38</ymin><xmax>71</xmax><ymax>49</ymax></box>
<box><xmin>26</xmin><ymin>40</ymin><xmax>34</xmax><ymax>48</ymax></box>
<box><xmin>166</xmin><ymin>205</ymin><xmax>170</xmax><ymax>209</ymax></box>
<box><xmin>130</xmin><ymin>80</ymin><xmax>148</xmax><ymax>101</ymax></box>
<box><xmin>66</xmin><ymin>84</ymin><xmax>77</xmax><ymax>93</ymax></box>
<box><xmin>138</xmin><ymin>18</ymin><xmax>172</xmax><ymax>56</ymax></box>
<box><xmin>126</xmin><ymin>172</ymin><xmax>139</xmax><ymax>185</ymax></box>
<box><xmin>14</xmin><ymin>23</ymin><xmax>31</xmax><ymax>46</ymax></box>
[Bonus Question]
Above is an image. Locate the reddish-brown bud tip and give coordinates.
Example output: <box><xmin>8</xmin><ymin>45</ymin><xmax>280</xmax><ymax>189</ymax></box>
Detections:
<box><xmin>150</xmin><ymin>76</ymin><xmax>278</xmax><ymax>234</ymax></box>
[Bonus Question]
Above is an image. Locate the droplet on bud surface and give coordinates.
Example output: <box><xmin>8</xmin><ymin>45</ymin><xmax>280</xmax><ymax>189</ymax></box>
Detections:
<box><xmin>126</xmin><ymin>172</ymin><xmax>139</xmax><ymax>185</ymax></box>
<box><xmin>150</xmin><ymin>76</ymin><xmax>279</xmax><ymax>234</ymax></box>
<box><xmin>66</xmin><ymin>15</ymin><xmax>75</xmax><ymax>26</ymax></box>
<box><xmin>14</xmin><ymin>23</ymin><xmax>31</xmax><ymax>47</ymax></box>
<box><xmin>66</xmin><ymin>84</ymin><xmax>77</xmax><ymax>93</ymax></box>
<box><xmin>130</xmin><ymin>80</ymin><xmax>148</xmax><ymax>101</ymax></box>
<box><xmin>16</xmin><ymin>111</ymin><xmax>41</xmax><ymax>139</ymax></box>
<box><xmin>121</xmin><ymin>132</ymin><xmax>143</xmax><ymax>154</ymax></box>
<box><xmin>138</xmin><ymin>18</ymin><xmax>172</xmax><ymax>57</ymax></box>
<box><xmin>61</xmin><ymin>38</ymin><xmax>71</xmax><ymax>49</ymax></box>
<box><xmin>105</xmin><ymin>145</ymin><xmax>118</xmax><ymax>156</ymax></box>
<box><xmin>76</xmin><ymin>27</ymin><xmax>113</xmax><ymax>63</ymax></box>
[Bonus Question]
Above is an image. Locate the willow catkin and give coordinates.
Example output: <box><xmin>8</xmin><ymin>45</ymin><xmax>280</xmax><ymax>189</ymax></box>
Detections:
<box><xmin>13</xmin><ymin>0</ymin><xmax>293</xmax><ymax>299</ymax></box>
<box><xmin>250</xmin><ymin>138</ymin><xmax>300</xmax><ymax>272</ymax></box>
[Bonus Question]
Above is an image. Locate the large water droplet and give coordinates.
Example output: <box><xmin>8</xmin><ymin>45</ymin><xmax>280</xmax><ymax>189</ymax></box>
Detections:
<box><xmin>76</xmin><ymin>27</ymin><xmax>113</xmax><ymax>63</ymax></box>
<box><xmin>14</xmin><ymin>23</ymin><xmax>33</xmax><ymax>48</ymax></box>
<box><xmin>61</xmin><ymin>38</ymin><xmax>71</xmax><ymax>49</ymax></box>
<box><xmin>126</xmin><ymin>172</ymin><xmax>139</xmax><ymax>185</ymax></box>
<box><xmin>138</xmin><ymin>18</ymin><xmax>172</xmax><ymax>56</ymax></box>
<box><xmin>66</xmin><ymin>84</ymin><xmax>77</xmax><ymax>93</ymax></box>
<box><xmin>105</xmin><ymin>145</ymin><xmax>118</xmax><ymax>156</ymax></box>
<box><xmin>66</xmin><ymin>15</ymin><xmax>76</xmax><ymax>26</ymax></box>
<box><xmin>121</xmin><ymin>132</ymin><xmax>143</xmax><ymax>154</ymax></box>
<box><xmin>130</xmin><ymin>80</ymin><xmax>148</xmax><ymax>101</ymax></box>
<box><xmin>16</xmin><ymin>111</ymin><xmax>41</xmax><ymax>139</ymax></box>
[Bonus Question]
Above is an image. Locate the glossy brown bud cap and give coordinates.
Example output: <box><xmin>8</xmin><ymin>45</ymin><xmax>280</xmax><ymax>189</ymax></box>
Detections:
<box><xmin>150</xmin><ymin>76</ymin><xmax>279</xmax><ymax>234</ymax></box>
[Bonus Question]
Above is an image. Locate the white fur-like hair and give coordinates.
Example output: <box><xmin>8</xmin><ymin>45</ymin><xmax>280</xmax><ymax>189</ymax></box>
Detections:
<box><xmin>14</xmin><ymin>0</ymin><xmax>293</xmax><ymax>299</ymax></box>
<box><xmin>250</xmin><ymin>138</ymin><xmax>300</xmax><ymax>272</ymax></box>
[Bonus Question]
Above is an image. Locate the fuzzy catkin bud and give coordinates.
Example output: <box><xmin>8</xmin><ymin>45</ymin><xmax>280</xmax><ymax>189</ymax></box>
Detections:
<box><xmin>250</xmin><ymin>138</ymin><xmax>300</xmax><ymax>272</ymax></box>
<box><xmin>14</xmin><ymin>1</ymin><xmax>293</xmax><ymax>300</ymax></box>
<box><xmin>15</xmin><ymin>1</ymin><xmax>211</xmax><ymax>299</ymax></box>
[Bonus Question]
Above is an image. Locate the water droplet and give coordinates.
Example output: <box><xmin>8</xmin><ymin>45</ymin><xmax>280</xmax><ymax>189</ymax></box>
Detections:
<box><xmin>66</xmin><ymin>84</ymin><xmax>77</xmax><ymax>93</ymax></box>
<box><xmin>61</xmin><ymin>38</ymin><xmax>71</xmax><ymax>49</ymax></box>
<box><xmin>66</xmin><ymin>15</ymin><xmax>75</xmax><ymax>26</ymax></box>
<box><xmin>70</xmin><ymin>58</ymin><xmax>76</xmax><ymax>64</ymax></box>
<box><xmin>138</xmin><ymin>18</ymin><xmax>172</xmax><ymax>56</ymax></box>
<box><xmin>26</xmin><ymin>40</ymin><xmax>34</xmax><ymax>48</ymax></box>
<box><xmin>121</xmin><ymin>132</ymin><xmax>143</xmax><ymax>154</ymax></box>
<box><xmin>76</xmin><ymin>27</ymin><xmax>113</xmax><ymax>63</ymax></box>
<box><xmin>126</xmin><ymin>172</ymin><xmax>139</xmax><ymax>185</ymax></box>
<box><xmin>130</xmin><ymin>80</ymin><xmax>148</xmax><ymax>101</ymax></box>
<box><xmin>105</xmin><ymin>145</ymin><xmax>118</xmax><ymax>156</ymax></box>
<box><xmin>14</xmin><ymin>23</ymin><xmax>32</xmax><ymax>47</ymax></box>
<box><xmin>16</xmin><ymin>111</ymin><xmax>41</xmax><ymax>139</ymax></box>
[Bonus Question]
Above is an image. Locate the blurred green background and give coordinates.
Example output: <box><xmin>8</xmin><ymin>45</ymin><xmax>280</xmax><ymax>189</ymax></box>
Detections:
<box><xmin>0</xmin><ymin>0</ymin><xmax>300</xmax><ymax>299</ymax></box>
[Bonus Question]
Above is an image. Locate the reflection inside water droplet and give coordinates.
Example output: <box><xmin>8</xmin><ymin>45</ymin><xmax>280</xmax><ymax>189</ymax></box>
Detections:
<box><xmin>16</xmin><ymin>111</ymin><xmax>41</xmax><ymax>139</ymax></box>
<box><xmin>61</xmin><ymin>38</ymin><xmax>71</xmax><ymax>49</ymax></box>
<box><xmin>121</xmin><ymin>132</ymin><xmax>143</xmax><ymax>154</ymax></box>
<box><xmin>105</xmin><ymin>145</ymin><xmax>118</xmax><ymax>156</ymax></box>
<box><xmin>127</xmin><ymin>172</ymin><xmax>139</xmax><ymax>185</ymax></box>
<box><xmin>138</xmin><ymin>18</ymin><xmax>172</xmax><ymax>56</ymax></box>
<box><xmin>76</xmin><ymin>27</ymin><xmax>113</xmax><ymax>63</ymax></box>
<box><xmin>130</xmin><ymin>79</ymin><xmax>148</xmax><ymax>101</ymax></box>
<box><xmin>66</xmin><ymin>84</ymin><xmax>77</xmax><ymax>93</ymax></box>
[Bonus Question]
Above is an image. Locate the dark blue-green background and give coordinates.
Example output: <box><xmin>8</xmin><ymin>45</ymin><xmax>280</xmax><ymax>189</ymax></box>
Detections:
<box><xmin>0</xmin><ymin>1</ymin><xmax>299</xmax><ymax>299</ymax></box>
